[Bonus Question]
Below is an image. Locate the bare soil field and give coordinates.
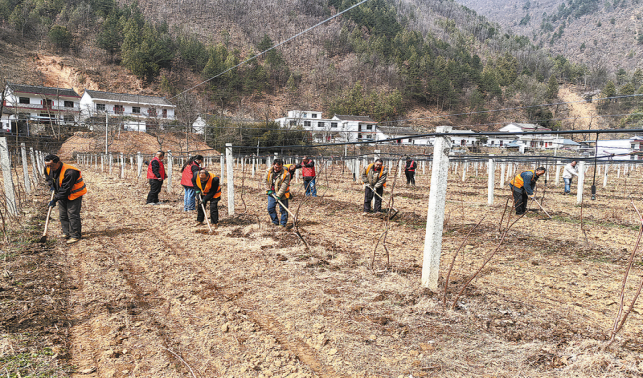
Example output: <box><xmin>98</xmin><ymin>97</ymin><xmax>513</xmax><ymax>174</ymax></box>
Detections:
<box><xmin>3</xmin><ymin>158</ymin><xmax>643</xmax><ymax>377</ymax></box>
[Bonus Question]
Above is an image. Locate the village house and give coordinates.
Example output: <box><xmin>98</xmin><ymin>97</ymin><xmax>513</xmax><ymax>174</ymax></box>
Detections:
<box><xmin>375</xmin><ymin>126</ymin><xmax>431</xmax><ymax>145</ymax></box>
<box><xmin>275</xmin><ymin>111</ymin><xmax>379</xmax><ymax>143</ymax></box>
<box><xmin>1</xmin><ymin>83</ymin><xmax>81</xmax><ymax>135</ymax></box>
<box><xmin>80</xmin><ymin>90</ymin><xmax>176</xmax><ymax>132</ymax></box>
<box><xmin>581</xmin><ymin>136</ymin><xmax>643</xmax><ymax>160</ymax></box>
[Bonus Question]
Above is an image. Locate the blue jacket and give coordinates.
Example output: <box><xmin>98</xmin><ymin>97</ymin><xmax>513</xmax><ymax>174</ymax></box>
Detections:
<box><xmin>515</xmin><ymin>171</ymin><xmax>537</xmax><ymax>195</ymax></box>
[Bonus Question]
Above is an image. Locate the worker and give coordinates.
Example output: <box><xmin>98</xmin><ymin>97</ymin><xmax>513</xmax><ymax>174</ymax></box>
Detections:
<box><xmin>362</xmin><ymin>159</ymin><xmax>388</xmax><ymax>215</ymax></box>
<box><xmin>562</xmin><ymin>160</ymin><xmax>578</xmax><ymax>195</ymax></box>
<box><xmin>192</xmin><ymin>169</ymin><xmax>221</xmax><ymax>227</ymax></box>
<box><xmin>180</xmin><ymin>155</ymin><xmax>203</xmax><ymax>211</ymax></box>
<box><xmin>300</xmin><ymin>156</ymin><xmax>317</xmax><ymax>196</ymax></box>
<box><xmin>285</xmin><ymin>162</ymin><xmax>298</xmax><ymax>181</ymax></box>
<box><xmin>509</xmin><ymin>167</ymin><xmax>547</xmax><ymax>215</ymax></box>
<box><xmin>266</xmin><ymin>159</ymin><xmax>291</xmax><ymax>227</ymax></box>
<box><xmin>43</xmin><ymin>154</ymin><xmax>87</xmax><ymax>244</ymax></box>
<box><xmin>146</xmin><ymin>151</ymin><xmax>167</xmax><ymax>205</ymax></box>
<box><xmin>404</xmin><ymin>156</ymin><xmax>417</xmax><ymax>186</ymax></box>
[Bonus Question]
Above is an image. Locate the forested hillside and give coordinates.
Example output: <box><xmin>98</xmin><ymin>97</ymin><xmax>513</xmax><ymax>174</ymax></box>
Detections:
<box><xmin>0</xmin><ymin>0</ymin><xmax>594</xmax><ymax>129</ymax></box>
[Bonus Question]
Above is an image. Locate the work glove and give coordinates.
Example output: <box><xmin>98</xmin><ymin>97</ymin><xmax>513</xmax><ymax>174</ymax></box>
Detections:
<box><xmin>48</xmin><ymin>199</ymin><xmax>57</xmax><ymax>208</ymax></box>
<box><xmin>195</xmin><ymin>190</ymin><xmax>201</xmax><ymax>195</ymax></box>
<box><xmin>275</xmin><ymin>195</ymin><xmax>282</xmax><ymax>201</ymax></box>
<box><xmin>266</xmin><ymin>190</ymin><xmax>275</xmax><ymax>196</ymax></box>
<box><xmin>49</xmin><ymin>186</ymin><xmax>55</xmax><ymax>192</ymax></box>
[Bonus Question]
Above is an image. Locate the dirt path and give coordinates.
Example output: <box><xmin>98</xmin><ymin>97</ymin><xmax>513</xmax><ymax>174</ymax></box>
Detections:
<box><xmin>558</xmin><ymin>86</ymin><xmax>609</xmax><ymax>132</ymax></box>
<box><xmin>47</xmin><ymin>161</ymin><xmax>643</xmax><ymax>377</ymax></box>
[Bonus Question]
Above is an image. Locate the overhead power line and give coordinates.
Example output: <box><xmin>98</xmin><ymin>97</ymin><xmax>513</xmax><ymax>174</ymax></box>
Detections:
<box><xmin>169</xmin><ymin>0</ymin><xmax>372</xmax><ymax>101</ymax></box>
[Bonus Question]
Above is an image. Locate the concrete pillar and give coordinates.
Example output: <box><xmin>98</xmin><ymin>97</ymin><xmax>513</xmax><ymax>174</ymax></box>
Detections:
<box><xmin>475</xmin><ymin>162</ymin><xmax>479</xmax><ymax>177</ymax></box>
<box><xmin>462</xmin><ymin>161</ymin><xmax>467</xmax><ymax>182</ymax></box>
<box><xmin>20</xmin><ymin>143</ymin><xmax>31</xmax><ymax>194</ymax></box>
<box><xmin>0</xmin><ymin>138</ymin><xmax>17</xmax><ymax>215</ymax></box>
<box><xmin>167</xmin><ymin>151</ymin><xmax>173</xmax><ymax>193</ymax></box>
<box><xmin>29</xmin><ymin>147</ymin><xmax>39</xmax><ymax>183</ymax></box>
<box><xmin>101</xmin><ymin>154</ymin><xmax>104</xmax><ymax>172</ymax></box>
<box><xmin>109</xmin><ymin>153</ymin><xmax>113</xmax><ymax>174</ymax></box>
<box><xmin>488</xmin><ymin>158</ymin><xmax>495</xmax><ymax>206</ymax></box>
<box><xmin>120</xmin><ymin>153</ymin><xmax>125</xmax><ymax>179</ymax></box>
<box><xmin>397</xmin><ymin>159</ymin><xmax>403</xmax><ymax>178</ymax></box>
<box><xmin>603</xmin><ymin>164</ymin><xmax>609</xmax><ymax>188</ymax></box>
<box><xmin>226</xmin><ymin>143</ymin><xmax>235</xmax><ymax>216</ymax></box>
<box><xmin>355</xmin><ymin>158</ymin><xmax>361</xmax><ymax>182</ymax></box>
<box><xmin>555</xmin><ymin>161</ymin><xmax>561</xmax><ymax>186</ymax></box>
<box><xmin>422</xmin><ymin>160</ymin><xmax>426</xmax><ymax>175</ymax></box>
<box><xmin>137</xmin><ymin>152</ymin><xmax>143</xmax><ymax>178</ymax></box>
<box><xmin>421</xmin><ymin>126</ymin><xmax>452</xmax><ymax>292</ymax></box>
<box><xmin>500</xmin><ymin>163</ymin><xmax>506</xmax><ymax>187</ymax></box>
<box><xmin>576</xmin><ymin>161</ymin><xmax>585</xmax><ymax>205</ymax></box>
<box><xmin>617</xmin><ymin>164</ymin><xmax>621</xmax><ymax>178</ymax></box>
<box><xmin>220</xmin><ymin>154</ymin><xmax>225</xmax><ymax>184</ymax></box>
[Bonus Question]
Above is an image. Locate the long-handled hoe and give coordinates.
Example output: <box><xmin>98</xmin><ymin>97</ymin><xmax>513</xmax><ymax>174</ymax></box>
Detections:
<box><xmin>39</xmin><ymin>191</ymin><xmax>56</xmax><ymax>243</ymax></box>
<box><xmin>368</xmin><ymin>185</ymin><xmax>399</xmax><ymax>220</ymax></box>
<box><xmin>198</xmin><ymin>194</ymin><xmax>214</xmax><ymax>234</ymax></box>
<box><xmin>271</xmin><ymin>194</ymin><xmax>309</xmax><ymax>250</ymax></box>
<box><xmin>530</xmin><ymin>196</ymin><xmax>552</xmax><ymax>219</ymax></box>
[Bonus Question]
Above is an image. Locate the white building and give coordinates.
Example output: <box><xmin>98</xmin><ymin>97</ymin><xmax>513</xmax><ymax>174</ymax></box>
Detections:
<box><xmin>275</xmin><ymin>111</ymin><xmax>379</xmax><ymax>143</ymax></box>
<box><xmin>375</xmin><ymin>126</ymin><xmax>431</xmax><ymax>145</ymax></box>
<box><xmin>80</xmin><ymin>90</ymin><xmax>176</xmax><ymax>132</ymax></box>
<box><xmin>1</xmin><ymin>83</ymin><xmax>81</xmax><ymax>134</ymax></box>
<box><xmin>446</xmin><ymin>129</ymin><xmax>479</xmax><ymax>147</ymax></box>
<box><xmin>590</xmin><ymin>136</ymin><xmax>643</xmax><ymax>160</ymax></box>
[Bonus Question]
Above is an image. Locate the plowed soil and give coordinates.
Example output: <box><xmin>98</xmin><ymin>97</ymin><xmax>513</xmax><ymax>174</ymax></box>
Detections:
<box><xmin>6</xmin><ymin>159</ymin><xmax>643</xmax><ymax>377</ymax></box>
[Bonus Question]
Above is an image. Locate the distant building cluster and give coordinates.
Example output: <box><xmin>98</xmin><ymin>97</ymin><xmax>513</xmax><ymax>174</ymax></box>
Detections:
<box><xmin>1</xmin><ymin>83</ymin><xmax>176</xmax><ymax>135</ymax></box>
<box><xmin>2</xmin><ymin>84</ymin><xmax>641</xmax><ymax>159</ymax></box>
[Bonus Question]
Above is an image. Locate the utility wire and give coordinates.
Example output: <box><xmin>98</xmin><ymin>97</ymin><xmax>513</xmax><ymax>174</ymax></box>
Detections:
<box><xmin>168</xmin><ymin>0</ymin><xmax>372</xmax><ymax>100</ymax></box>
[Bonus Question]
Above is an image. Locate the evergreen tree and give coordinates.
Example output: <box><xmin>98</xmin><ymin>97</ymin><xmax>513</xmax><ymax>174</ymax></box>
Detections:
<box><xmin>602</xmin><ymin>80</ymin><xmax>616</xmax><ymax>99</ymax></box>
<box><xmin>49</xmin><ymin>25</ymin><xmax>72</xmax><ymax>49</ymax></box>
<box><xmin>545</xmin><ymin>75</ymin><xmax>559</xmax><ymax>99</ymax></box>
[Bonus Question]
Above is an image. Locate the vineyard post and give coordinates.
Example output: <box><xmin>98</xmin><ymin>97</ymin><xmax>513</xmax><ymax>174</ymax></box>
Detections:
<box><xmin>462</xmin><ymin>161</ymin><xmax>467</xmax><ymax>182</ymax></box>
<box><xmin>166</xmin><ymin>151</ymin><xmax>173</xmax><ymax>193</ymax></box>
<box><xmin>421</xmin><ymin>126</ymin><xmax>452</xmax><ymax>291</ymax></box>
<box><xmin>101</xmin><ymin>154</ymin><xmax>104</xmax><ymax>172</ymax></box>
<box><xmin>137</xmin><ymin>152</ymin><xmax>142</xmax><ymax>178</ymax></box>
<box><xmin>0</xmin><ymin>138</ymin><xmax>17</xmax><ymax>215</ymax></box>
<box><xmin>555</xmin><ymin>160</ymin><xmax>561</xmax><ymax>186</ymax></box>
<box><xmin>422</xmin><ymin>160</ymin><xmax>426</xmax><ymax>175</ymax></box>
<box><xmin>603</xmin><ymin>163</ymin><xmax>609</xmax><ymax>188</ymax></box>
<box><xmin>576</xmin><ymin>161</ymin><xmax>585</xmax><ymax>205</ymax></box>
<box><xmin>120</xmin><ymin>153</ymin><xmax>125</xmax><ymax>179</ymax></box>
<box><xmin>474</xmin><ymin>162</ymin><xmax>478</xmax><ymax>177</ymax></box>
<box><xmin>226</xmin><ymin>143</ymin><xmax>235</xmax><ymax>216</ymax></box>
<box><xmin>488</xmin><ymin>157</ymin><xmax>495</xmax><ymax>206</ymax></box>
<box><xmin>387</xmin><ymin>159</ymin><xmax>392</xmax><ymax>176</ymax></box>
<box><xmin>500</xmin><ymin>162</ymin><xmax>505</xmax><ymax>187</ymax></box>
<box><xmin>617</xmin><ymin>164</ymin><xmax>621</xmax><ymax>178</ymax></box>
<box><xmin>29</xmin><ymin>147</ymin><xmax>39</xmax><ymax>183</ymax></box>
<box><xmin>129</xmin><ymin>156</ymin><xmax>134</xmax><ymax>172</ymax></box>
<box><xmin>355</xmin><ymin>158</ymin><xmax>360</xmax><ymax>182</ymax></box>
<box><xmin>220</xmin><ymin>154</ymin><xmax>225</xmax><ymax>184</ymax></box>
<box><xmin>109</xmin><ymin>153</ymin><xmax>113</xmax><ymax>175</ymax></box>
<box><xmin>37</xmin><ymin>151</ymin><xmax>44</xmax><ymax>174</ymax></box>
<box><xmin>252</xmin><ymin>157</ymin><xmax>256</xmax><ymax>177</ymax></box>
<box><xmin>20</xmin><ymin>143</ymin><xmax>31</xmax><ymax>194</ymax></box>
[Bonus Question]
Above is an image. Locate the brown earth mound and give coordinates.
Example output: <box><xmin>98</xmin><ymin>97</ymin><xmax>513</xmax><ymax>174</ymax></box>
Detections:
<box><xmin>58</xmin><ymin>131</ymin><xmax>219</xmax><ymax>158</ymax></box>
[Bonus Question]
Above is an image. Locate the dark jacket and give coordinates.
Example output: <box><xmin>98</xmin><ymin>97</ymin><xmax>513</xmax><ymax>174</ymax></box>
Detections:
<box><xmin>405</xmin><ymin>160</ymin><xmax>417</xmax><ymax>172</ymax></box>
<box><xmin>192</xmin><ymin>174</ymin><xmax>220</xmax><ymax>202</ymax></box>
<box><xmin>45</xmin><ymin>165</ymin><xmax>80</xmax><ymax>201</ymax></box>
<box><xmin>513</xmin><ymin>171</ymin><xmax>539</xmax><ymax>196</ymax></box>
<box><xmin>150</xmin><ymin>159</ymin><xmax>166</xmax><ymax>179</ymax></box>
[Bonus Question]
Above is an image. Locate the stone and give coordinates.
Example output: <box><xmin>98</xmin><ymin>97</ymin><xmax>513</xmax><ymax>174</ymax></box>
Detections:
<box><xmin>79</xmin><ymin>367</ymin><xmax>97</xmax><ymax>374</ymax></box>
<box><xmin>222</xmin><ymin>323</ymin><xmax>230</xmax><ymax>333</ymax></box>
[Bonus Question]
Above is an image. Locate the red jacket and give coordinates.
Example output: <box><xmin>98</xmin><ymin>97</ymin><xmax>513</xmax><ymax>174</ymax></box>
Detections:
<box><xmin>180</xmin><ymin>161</ymin><xmax>199</xmax><ymax>187</ymax></box>
<box><xmin>147</xmin><ymin>157</ymin><xmax>166</xmax><ymax>179</ymax></box>
<box><xmin>301</xmin><ymin>160</ymin><xmax>315</xmax><ymax>177</ymax></box>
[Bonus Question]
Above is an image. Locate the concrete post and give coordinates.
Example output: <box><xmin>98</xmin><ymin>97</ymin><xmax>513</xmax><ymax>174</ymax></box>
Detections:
<box><xmin>555</xmin><ymin>161</ymin><xmax>561</xmax><ymax>186</ymax></box>
<box><xmin>252</xmin><ymin>157</ymin><xmax>256</xmax><ymax>177</ymax></box>
<box><xmin>120</xmin><ymin>153</ymin><xmax>125</xmax><ymax>179</ymax></box>
<box><xmin>422</xmin><ymin>160</ymin><xmax>426</xmax><ymax>175</ymax></box>
<box><xmin>109</xmin><ymin>153</ymin><xmax>113</xmax><ymax>174</ymax></box>
<box><xmin>220</xmin><ymin>155</ymin><xmax>225</xmax><ymax>184</ymax></box>
<box><xmin>166</xmin><ymin>151</ymin><xmax>173</xmax><ymax>193</ymax></box>
<box><xmin>20</xmin><ymin>143</ymin><xmax>31</xmax><ymax>194</ymax></box>
<box><xmin>617</xmin><ymin>164</ymin><xmax>621</xmax><ymax>178</ymax></box>
<box><xmin>226</xmin><ymin>143</ymin><xmax>235</xmax><ymax>216</ymax></box>
<box><xmin>462</xmin><ymin>161</ymin><xmax>467</xmax><ymax>182</ymax></box>
<box><xmin>421</xmin><ymin>126</ymin><xmax>452</xmax><ymax>291</ymax></box>
<box><xmin>0</xmin><ymin>138</ymin><xmax>17</xmax><ymax>215</ymax></box>
<box><xmin>488</xmin><ymin>158</ymin><xmax>495</xmax><ymax>206</ymax></box>
<box><xmin>355</xmin><ymin>158</ymin><xmax>361</xmax><ymax>182</ymax></box>
<box><xmin>137</xmin><ymin>152</ymin><xmax>143</xmax><ymax>178</ymax></box>
<box><xmin>500</xmin><ymin>162</ymin><xmax>506</xmax><ymax>187</ymax></box>
<box><xmin>130</xmin><ymin>156</ymin><xmax>134</xmax><ymax>172</ymax></box>
<box><xmin>101</xmin><ymin>154</ymin><xmax>104</xmax><ymax>172</ymax></box>
<box><xmin>603</xmin><ymin>164</ymin><xmax>609</xmax><ymax>188</ymax></box>
<box><xmin>29</xmin><ymin>147</ymin><xmax>39</xmax><ymax>183</ymax></box>
<box><xmin>475</xmin><ymin>162</ymin><xmax>479</xmax><ymax>177</ymax></box>
<box><xmin>576</xmin><ymin>161</ymin><xmax>585</xmax><ymax>205</ymax></box>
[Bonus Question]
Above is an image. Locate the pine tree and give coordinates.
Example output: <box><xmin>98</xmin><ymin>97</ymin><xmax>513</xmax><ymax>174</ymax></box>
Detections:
<box><xmin>545</xmin><ymin>75</ymin><xmax>559</xmax><ymax>99</ymax></box>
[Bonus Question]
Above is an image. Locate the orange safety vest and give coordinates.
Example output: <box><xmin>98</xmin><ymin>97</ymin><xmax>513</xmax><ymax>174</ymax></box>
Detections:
<box><xmin>46</xmin><ymin>164</ymin><xmax>87</xmax><ymax>200</ymax></box>
<box><xmin>266</xmin><ymin>169</ymin><xmax>291</xmax><ymax>198</ymax></box>
<box><xmin>365</xmin><ymin>163</ymin><xmax>387</xmax><ymax>188</ymax></box>
<box><xmin>196</xmin><ymin>172</ymin><xmax>221</xmax><ymax>198</ymax></box>
<box><xmin>509</xmin><ymin>170</ymin><xmax>534</xmax><ymax>189</ymax></box>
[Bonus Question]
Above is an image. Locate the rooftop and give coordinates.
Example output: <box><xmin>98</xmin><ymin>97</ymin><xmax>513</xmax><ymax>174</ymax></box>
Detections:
<box><xmin>84</xmin><ymin>90</ymin><xmax>174</xmax><ymax>106</ymax></box>
<box><xmin>377</xmin><ymin>126</ymin><xmax>421</xmax><ymax>135</ymax></box>
<box><xmin>333</xmin><ymin>115</ymin><xmax>377</xmax><ymax>123</ymax></box>
<box><xmin>7</xmin><ymin>83</ymin><xmax>80</xmax><ymax>98</ymax></box>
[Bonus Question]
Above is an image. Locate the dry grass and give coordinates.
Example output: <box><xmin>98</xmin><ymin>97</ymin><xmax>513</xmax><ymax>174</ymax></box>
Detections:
<box><xmin>10</xmin><ymin>158</ymin><xmax>643</xmax><ymax>377</ymax></box>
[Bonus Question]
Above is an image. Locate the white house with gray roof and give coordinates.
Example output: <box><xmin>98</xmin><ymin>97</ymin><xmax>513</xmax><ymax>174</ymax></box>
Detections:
<box><xmin>275</xmin><ymin>110</ymin><xmax>379</xmax><ymax>143</ymax></box>
<box><xmin>80</xmin><ymin>90</ymin><xmax>176</xmax><ymax>132</ymax></box>
<box><xmin>1</xmin><ymin>83</ymin><xmax>81</xmax><ymax>134</ymax></box>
